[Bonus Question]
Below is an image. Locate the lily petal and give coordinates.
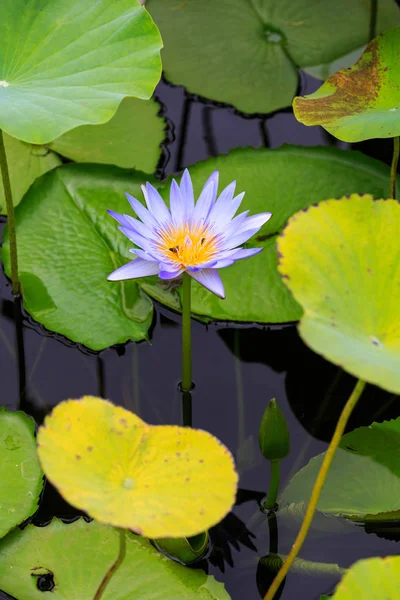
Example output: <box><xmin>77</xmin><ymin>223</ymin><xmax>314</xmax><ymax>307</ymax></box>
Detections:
<box><xmin>142</xmin><ymin>183</ymin><xmax>171</xmax><ymax>225</ymax></box>
<box><xmin>179</xmin><ymin>169</ymin><xmax>195</xmax><ymax>210</ymax></box>
<box><xmin>118</xmin><ymin>226</ymin><xmax>155</xmax><ymax>253</ymax></box>
<box><xmin>170</xmin><ymin>179</ymin><xmax>186</xmax><ymax>226</ymax></box>
<box><xmin>188</xmin><ymin>268</ymin><xmax>225</xmax><ymax>299</ymax></box>
<box><xmin>125</xmin><ymin>193</ymin><xmax>158</xmax><ymax>229</ymax></box>
<box><xmin>229</xmin><ymin>247</ymin><xmax>263</xmax><ymax>260</ymax></box>
<box><xmin>133</xmin><ymin>248</ymin><xmax>160</xmax><ymax>262</ymax></box>
<box><xmin>159</xmin><ymin>265</ymin><xmax>184</xmax><ymax>280</ymax></box>
<box><xmin>107</xmin><ymin>259</ymin><xmax>159</xmax><ymax>281</ymax></box>
<box><xmin>192</xmin><ymin>176</ymin><xmax>218</xmax><ymax>224</ymax></box>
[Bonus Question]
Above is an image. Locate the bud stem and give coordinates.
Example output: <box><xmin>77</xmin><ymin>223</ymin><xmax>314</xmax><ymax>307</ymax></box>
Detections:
<box><xmin>263</xmin><ymin>460</ymin><xmax>280</xmax><ymax>511</ymax></box>
<box><xmin>263</xmin><ymin>379</ymin><xmax>366</xmax><ymax>600</ymax></box>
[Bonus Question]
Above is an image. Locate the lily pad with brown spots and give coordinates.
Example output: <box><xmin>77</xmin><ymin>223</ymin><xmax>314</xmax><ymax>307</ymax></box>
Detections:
<box><xmin>37</xmin><ymin>396</ymin><xmax>238</xmax><ymax>538</ymax></box>
<box><xmin>293</xmin><ymin>27</ymin><xmax>400</xmax><ymax>142</ymax></box>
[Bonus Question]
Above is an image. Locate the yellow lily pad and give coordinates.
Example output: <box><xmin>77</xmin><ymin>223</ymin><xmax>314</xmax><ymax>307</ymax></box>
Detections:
<box><xmin>37</xmin><ymin>396</ymin><xmax>237</xmax><ymax>538</ymax></box>
<box><xmin>278</xmin><ymin>194</ymin><xmax>400</xmax><ymax>394</ymax></box>
<box><xmin>330</xmin><ymin>555</ymin><xmax>400</xmax><ymax>599</ymax></box>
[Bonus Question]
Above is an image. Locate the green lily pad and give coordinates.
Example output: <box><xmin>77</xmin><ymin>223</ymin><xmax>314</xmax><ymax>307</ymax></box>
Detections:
<box><xmin>3</xmin><ymin>148</ymin><xmax>398</xmax><ymax>347</ymax></box>
<box><xmin>293</xmin><ymin>27</ymin><xmax>400</xmax><ymax>142</ymax></box>
<box><xmin>278</xmin><ymin>194</ymin><xmax>400</xmax><ymax>393</ymax></box>
<box><xmin>142</xmin><ymin>146</ymin><xmax>398</xmax><ymax>325</ymax></box>
<box><xmin>147</xmin><ymin>0</ymin><xmax>399</xmax><ymax>115</ymax></box>
<box><xmin>329</xmin><ymin>556</ymin><xmax>400</xmax><ymax>599</ymax></box>
<box><xmin>0</xmin><ymin>134</ymin><xmax>61</xmax><ymax>215</ymax></box>
<box><xmin>2</xmin><ymin>164</ymin><xmax>156</xmax><ymax>350</ymax></box>
<box><xmin>0</xmin><ymin>518</ymin><xmax>231</xmax><ymax>599</ymax></box>
<box><xmin>280</xmin><ymin>417</ymin><xmax>400</xmax><ymax>521</ymax></box>
<box><xmin>49</xmin><ymin>98</ymin><xmax>166</xmax><ymax>174</ymax></box>
<box><xmin>0</xmin><ymin>407</ymin><xmax>43</xmax><ymax>539</ymax></box>
<box><xmin>0</xmin><ymin>0</ymin><xmax>162</xmax><ymax>144</ymax></box>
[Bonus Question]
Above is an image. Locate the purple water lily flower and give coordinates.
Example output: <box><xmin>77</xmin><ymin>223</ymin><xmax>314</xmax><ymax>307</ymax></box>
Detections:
<box><xmin>107</xmin><ymin>170</ymin><xmax>272</xmax><ymax>299</ymax></box>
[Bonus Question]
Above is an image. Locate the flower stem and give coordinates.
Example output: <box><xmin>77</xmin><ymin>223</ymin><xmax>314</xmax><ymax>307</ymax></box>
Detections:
<box><xmin>93</xmin><ymin>529</ymin><xmax>126</xmax><ymax>600</ymax></box>
<box><xmin>263</xmin><ymin>460</ymin><xmax>280</xmax><ymax>511</ymax></box>
<box><xmin>390</xmin><ymin>136</ymin><xmax>399</xmax><ymax>199</ymax></box>
<box><xmin>263</xmin><ymin>379</ymin><xmax>366</xmax><ymax>600</ymax></box>
<box><xmin>181</xmin><ymin>272</ymin><xmax>192</xmax><ymax>393</ymax></box>
<box><xmin>0</xmin><ymin>129</ymin><xmax>19</xmax><ymax>295</ymax></box>
<box><xmin>369</xmin><ymin>0</ymin><xmax>378</xmax><ymax>41</ymax></box>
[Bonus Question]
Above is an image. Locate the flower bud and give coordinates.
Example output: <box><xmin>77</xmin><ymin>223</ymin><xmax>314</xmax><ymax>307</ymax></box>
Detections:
<box><xmin>258</xmin><ymin>399</ymin><xmax>290</xmax><ymax>461</ymax></box>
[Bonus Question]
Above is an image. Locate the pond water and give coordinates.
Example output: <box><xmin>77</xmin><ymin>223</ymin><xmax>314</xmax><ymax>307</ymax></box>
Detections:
<box><xmin>1</xmin><ymin>74</ymin><xmax>399</xmax><ymax>600</ymax></box>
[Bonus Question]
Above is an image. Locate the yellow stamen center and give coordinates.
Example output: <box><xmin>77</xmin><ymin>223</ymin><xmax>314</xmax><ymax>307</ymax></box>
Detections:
<box><xmin>158</xmin><ymin>224</ymin><xmax>218</xmax><ymax>268</ymax></box>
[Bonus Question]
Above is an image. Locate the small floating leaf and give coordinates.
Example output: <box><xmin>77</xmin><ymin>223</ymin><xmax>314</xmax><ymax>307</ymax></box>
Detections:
<box><xmin>37</xmin><ymin>397</ymin><xmax>237</xmax><ymax>538</ymax></box>
<box><xmin>147</xmin><ymin>0</ymin><xmax>399</xmax><ymax>114</ymax></box>
<box><xmin>0</xmin><ymin>519</ymin><xmax>231</xmax><ymax>599</ymax></box>
<box><xmin>329</xmin><ymin>555</ymin><xmax>400</xmax><ymax>599</ymax></box>
<box><xmin>49</xmin><ymin>98</ymin><xmax>166</xmax><ymax>174</ymax></box>
<box><xmin>280</xmin><ymin>417</ymin><xmax>400</xmax><ymax>521</ymax></box>
<box><xmin>293</xmin><ymin>27</ymin><xmax>400</xmax><ymax>142</ymax></box>
<box><xmin>278</xmin><ymin>194</ymin><xmax>400</xmax><ymax>394</ymax></box>
<box><xmin>0</xmin><ymin>408</ymin><xmax>43</xmax><ymax>539</ymax></box>
<box><xmin>0</xmin><ymin>0</ymin><xmax>162</xmax><ymax>144</ymax></box>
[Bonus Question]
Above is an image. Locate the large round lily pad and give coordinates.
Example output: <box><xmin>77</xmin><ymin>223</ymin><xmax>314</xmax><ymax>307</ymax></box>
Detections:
<box><xmin>2</xmin><ymin>164</ymin><xmax>156</xmax><ymax>350</ymax></box>
<box><xmin>0</xmin><ymin>407</ymin><xmax>43</xmax><ymax>539</ymax></box>
<box><xmin>330</xmin><ymin>556</ymin><xmax>400</xmax><ymax>599</ymax></box>
<box><xmin>2</xmin><ymin>148</ymin><xmax>397</xmax><ymax>347</ymax></box>
<box><xmin>147</xmin><ymin>0</ymin><xmax>399</xmax><ymax>115</ymax></box>
<box><xmin>280</xmin><ymin>416</ymin><xmax>400</xmax><ymax>521</ymax></box>
<box><xmin>278</xmin><ymin>194</ymin><xmax>400</xmax><ymax>394</ymax></box>
<box><xmin>49</xmin><ymin>98</ymin><xmax>166</xmax><ymax>174</ymax></box>
<box><xmin>293</xmin><ymin>27</ymin><xmax>400</xmax><ymax>142</ymax></box>
<box><xmin>37</xmin><ymin>396</ymin><xmax>237</xmax><ymax>538</ymax></box>
<box><xmin>0</xmin><ymin>518</ymin><xmax>231</xmax><ymax>600</ymax></box>
<box><xmin>0</xmin><ymin>0</ymin><xmax>162</xmax><ymax>144</ymax></box>
<box><xmin>0</xmin><ymin>134</ymin><xmax>61</xmax><ymax>215</ymax></box>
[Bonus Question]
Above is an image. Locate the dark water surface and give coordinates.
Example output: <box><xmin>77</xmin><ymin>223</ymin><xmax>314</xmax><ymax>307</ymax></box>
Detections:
<box><xmin>1</xmin><ymin>74</ymin><xmax>400</xmax><ymax>600</ymax></box>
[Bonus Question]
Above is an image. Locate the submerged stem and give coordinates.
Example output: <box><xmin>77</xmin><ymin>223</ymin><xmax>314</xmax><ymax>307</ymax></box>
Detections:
<box><xmin>93</xmin><ymin>529</ymin><xmax>126</xmax><ymax>600</ymax></box>
<box><xmin>263</xmin><ymin>379</ymin><xmax>366</xmax><ymax>600</ymax></box>
<box><xmin>181</xmin><ymin>272</ymin><xmax>192</xmax><ymax>393</ymax></box>
<box><xmin>390</xmin><ymin>136</ymin><xmax>399</xmax><ymax>199</ymax></box>
<box><xmin>0</xmin><ymin>129</ymin><xmax>19</xmax><ymax>295</ymax></box>
<box><xmin>263</xmin><ymin>460</ymin><xmax>280</xmax><ymax>511</ymax></box>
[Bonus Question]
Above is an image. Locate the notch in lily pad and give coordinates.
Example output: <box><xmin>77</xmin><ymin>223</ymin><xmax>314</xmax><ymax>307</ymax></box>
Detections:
<box><xmin>293</xmin><ymin>27</ymin><xmax>400</xmax><ymax>143</ymax></box>
<box><xmin>37</xmin><ymin>396</ymin><xmax>238</xmax><ymax>538</ymax></box>
<box><xmin>278</xmin><ymin>193</ymin><xmax>400</xmax><ymax>394</ymax></box>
